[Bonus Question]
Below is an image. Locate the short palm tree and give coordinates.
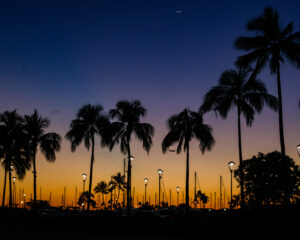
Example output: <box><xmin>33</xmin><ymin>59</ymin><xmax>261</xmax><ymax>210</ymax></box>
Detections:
<box><xmin>109</xmin><ymin>100</ymin><xmax>155</xmax><ymax>215</ymax></box>
<box><xmin>200</xmin><ymin>67</ymin><xmax>278</xmax><ymax>208</ymax></box>
<box><xmin>111</xmin><ymin>172</ymin><xmax>126</xmax><ymax>205</ymax></box>
<box><xmin>78</xmin><ymin>191</ymin><xmax>96</xmax><ymax>209</ymax></box>
<box><xmin>24</xmin><ymin>110</ymin><xmax>61</xmax><ymax>211</ymax></box>
<box><xmin>94</xmin><ymin>181</ymin><xmax>109</xmax><ymax>207</ymax></box>
<box><xmin>66</xmin><ymin>104</ymin><xmax>110</xmax><ymax>211</ymax></box>
<box><xmin>0</xmin><ymin>110</ymin><xmax>31</xmax><ymax>208</ymax></box>
<box><xmin>234</xmin><ymin>7</ymin><xmax>300</xmax><ymax>158</ymax></box>
<box><xmin>162</xmin><ymin>108</ymin><xmax>215</xmax><ymax>208</ymax></box>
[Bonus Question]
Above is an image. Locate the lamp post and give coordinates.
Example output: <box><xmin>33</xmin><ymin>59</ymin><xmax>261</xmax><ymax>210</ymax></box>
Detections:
<box><xmin>297</xmin><ymin>144</ymin><xmax>300</xmax><ymax>157</ymax></box>
<box><xmin>12</xmin><ymin>176</ymin><xmax>16</xmax><ymax>207</ymax></box>
<box><xmin>157</xmin><ymin>169</ymin><xmax>163</xmax><ymax>207</ymax></box>
<box><xmin>127</xmin><ymin>155</ymin><xmax>134</xmax><ymax>208</ymax></box>
<box><xmin>176</xmin><ymin>187</ymin><xmax>180</xmax><ymax>206</ymax></box>
<box><xmin>82</xmin><ymin>173</ymin><xmax>87</xmax><ymax>192</ymax></box>
<box><xmin>228</xmin><ymin>161</ymin><xmax>235</xmax><ymax>209</ymax></box>
<box><xmin>144</xmin><ymin>178</ymin><xmax>148</xmax><ymax>204</ymax></box>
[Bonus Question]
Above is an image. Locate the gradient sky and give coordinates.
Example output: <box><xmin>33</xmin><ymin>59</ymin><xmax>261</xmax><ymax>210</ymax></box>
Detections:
<box><xmin>0</xmin><ymin>0</ymin><xmax>300</xmax><ymax>207</ymax></box>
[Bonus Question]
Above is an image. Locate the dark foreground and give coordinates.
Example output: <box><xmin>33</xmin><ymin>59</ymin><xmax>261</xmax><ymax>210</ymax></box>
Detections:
<box><xmin>1</xmin><ymin>206</ymin><xmax>299</xmax><ymax>239</ymax></box>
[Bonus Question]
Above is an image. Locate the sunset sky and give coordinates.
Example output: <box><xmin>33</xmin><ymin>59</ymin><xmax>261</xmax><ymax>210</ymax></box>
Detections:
<box><xmin>0</xmin><ymin>0</ymin><xmax>300</xmax><ymax>207</ymax></box>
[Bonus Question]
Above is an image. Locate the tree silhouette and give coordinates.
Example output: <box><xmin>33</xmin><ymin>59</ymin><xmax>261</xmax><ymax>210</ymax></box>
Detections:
<box><xmin>109</xmin><ymin>100</ymin><xmax>154</xmax><ymax>216</ymax></box>
<box><xmin>66</xmin><ymin>104</ymin><xmax>110</xmax><ymax>211</ymax></box>
<box><xmin>200</xmin><ymin>67</ymin><xmax>278</xmax><ymax>209</ymax></box>
<box><xmin>78</xmin><ymin>191</ymin><xmax>96</xmax><ymax>209</ymax></box>
<box><xmin>0</xmin><ymin>110</ymin><xmax>31</xmax><ymax>208</ymax></box>
<box><xmin>162</xmin><ymin>109</ymin><xmax>215</xmax><ymax>208</ymax></box>
<box><xmin>24</xmin><ymin>110</ymin><xmax>61</xmax><ymax>212</ymax></box>
<box><xmin>94</xmin><ymin>181</ymin><xmax>109</xmax><ymax>207</ymax></box>
<box><xmin>111</xmin><ymin>172</ymin><xmax>126</xmax><ymax>206</ymax></box>
<box><xmin>235</xmin><ymin>7</ymin><xmax>300</xmax><ymax>158</ymax></box>
<box><xmin>234</xmin><ymin>151</ymin><xmax>300</xmax><ymax>207</ymax></box>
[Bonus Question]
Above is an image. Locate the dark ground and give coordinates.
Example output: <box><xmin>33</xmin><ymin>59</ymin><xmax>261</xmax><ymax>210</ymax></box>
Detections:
<box><xmin>1</xmin><ymin>206</ymin><xmax>298</xmax><ymax>239</ymax></box>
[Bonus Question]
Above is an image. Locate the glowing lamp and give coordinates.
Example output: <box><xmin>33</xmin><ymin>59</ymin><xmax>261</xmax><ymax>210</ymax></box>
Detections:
<box><xmin>228</xmin><ymin>161</ymin><xmax>235</xmax><ymax>171</ymax></box>
<box><xmin>82</xmin><ymin>173</ymin><xmax>87</xmax><ymax>181</ymax></box>
<box><xmin>144</xmin><ymin>178</ymin><xmax>149</xmax><ymax>185</ymax></box>
<box><xmin>157</xmin><ymin>169</ymin><xmax>163</xmax><ymax>176</ymax></box>
<box><xmin>297</xmin><ymin>144</ymin><xmax>300</xmax><ymax>157</ymax></box>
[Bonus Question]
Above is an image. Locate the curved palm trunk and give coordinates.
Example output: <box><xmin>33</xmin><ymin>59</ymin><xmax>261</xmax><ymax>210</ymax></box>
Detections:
<box><xmin>2</xmin><ymin>169</ymin><xmax>7</xmax><ymax>207</ymax></box>
<box><xmin>32</xmin><ymin>149</ymin><xmax>37</xmax><ymax>212</ymax></box>
<box><xmin>276</xmin><ymin>65</ymin><xmax>290</xmax><ymax>205</ymax></box>
<box><xmin>186</xmin><ymin>143</ymin><xmax>190</xmax><ymax>208</ymax></box>
<box><xmin>126</xmin><ymin>143</ymin><xmax>132</xmax><ymax>216</ymax></box>
<box><xmin>237</xmin><ymin>105</ymin><xmax>245</xmax><ymax>209</ymax></box>
<box><xmin>87</xmin><ymin>136</ymin><xmax>95</xmax><ymax>211</ymax></box>
<box><xmin>276</xmin><ymin>65</ymin><xmax>286</xmax><ymax>157</ymax></box>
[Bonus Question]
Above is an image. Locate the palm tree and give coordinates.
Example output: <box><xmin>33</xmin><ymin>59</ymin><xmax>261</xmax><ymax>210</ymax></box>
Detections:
<box><xmin>24</xmin><ymin>110</ymin><xmax>61</xmax><ymax>212</ymax></box>
<box><xmin>108</xmin><ymin>180</ymin><xmax>117</xmax><ymax>208</ymax></box>
<box><xmin>66</xmin><ymin>104</ymin><xmax>110</xmax><ymax>211</ymax></box>
<box><xmin>94</xmin><ymin>181</ymin><xmax>109</xmax><ymax>207</ymax></box>
<box><xmin>111</xmin><ymin>172</ymin><xmax>126</xmax><ymax>205</ymax></box>
<box><xmin>162</xmin><ymin>109</ymin><xmax>215</xmax><ymax>208</ymax></box>
<box><xmin>234</xmin><ymin>7</ymin><xmax>300</xmax><ymax>158</ymax></box>
<box><xmin>200</xmin><ymin>67</ymin><xmax>278</xmax><ymax>208</ymax></box>
<box><xmin>0</xmin><ymin>110</ymin><xmax>31</xmax><ymax>208</ymax></box>
<box><xmin>109</xmin><ymin>100</ymin><xmax>155</xmax><ymax>215</ymax></box>
<box><xmin>78</xmin><ymin>191</ymin><xmax>96</xmax><ymax>209</ymax></box>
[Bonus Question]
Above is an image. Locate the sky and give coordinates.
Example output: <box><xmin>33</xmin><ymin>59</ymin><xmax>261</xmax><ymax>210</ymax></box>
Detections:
<box><xmin>0</xmin><ymin>0</ymin><xmax>300</xmax><ymax>207</ymax></box>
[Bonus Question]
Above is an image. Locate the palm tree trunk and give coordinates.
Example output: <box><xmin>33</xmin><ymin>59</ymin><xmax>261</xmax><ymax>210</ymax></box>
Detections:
<box><xmin>116</xmin><ymin>188</ymin><xmax>120</xmax><ymax>205</ymax></box>
<box><xmin>32</xmin><ymin>149</ymin><xmax>37</xmax><ymax>212</ymax></box>
<box><xmin>276</xmin><ymin>64</ymin><xmax>290</xmax><ymax>205</ymax></box>
<box><xmin>186</xmin><ymin>143</ymin><xmax>190</xmax><ymax>208</ymax></box>
<box><xmin>2</xmin><ymin>168</ymin><xmax>7</xmax><ymax>207</ymax></box>
<box><xmin>237</xmin><ymin>105</ymin><xmax>245</xmax><ymax>209</ymax></box>
<box><xmin>87</xmin><ymin>135</ymin><xmax>95</xmax><ymax>211</ymax></box>
<box><xmin>102</xmin><ymin>193</ymin><xmax>105</xmax><ymax>207</ymax></box>
<box><xmin>276</xmin><ymin>64</ymin><xmax>286</xmax><ymax>157</ymax></box>
<box><xmin>126</xmin><ymin>143</ymin><xmax>132</xmax><ymax>216</ymax></box>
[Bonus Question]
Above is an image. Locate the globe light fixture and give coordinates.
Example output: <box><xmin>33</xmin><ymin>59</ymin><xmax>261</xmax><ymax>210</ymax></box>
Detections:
<box><xmin>82</xmin><ymin>173</ymin><xmax>87</xmax><ymax>192</ymax></box>
<box><xmin>176</xmin><ymin>187</ymin><xmax>180</xmax><ymax>206</ymax></box>
<box><xmin>297</xmin><ymin>144</ymin><xmax>300</xmax><ymax>157</ymax></box>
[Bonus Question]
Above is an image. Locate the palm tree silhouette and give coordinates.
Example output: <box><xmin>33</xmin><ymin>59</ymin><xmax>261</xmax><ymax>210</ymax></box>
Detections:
<box><xmin>78</xmin><ymin>191</ymin><xmax>96</xmax><ymax>209</ymax></box>
<box><xmin>200</xmin><ymin>67</ymin><xmax>278</xmax><ymax>208</ymax></box>
<box><xmin>111</xmin><ymin>172</ymin><xmax>126</xmax><ymax>206</ymax></box>
<box><xmin>94</xmin><ymin>181</ymin><xmax>109</xmax><ymax>207</ymax></box>
<box><xmin>0</xmin><ymin>110</ymin><xmax>31</xmax><ymax>208</ymax></box>
<box><xmin>109</xmin><ymin>100</ymin><xmax>154</xmax><ymax>216</ymax></box>
<box><xmin>162</xmin><ymin>109</ymin><xmax>215</xmax><ymax>208</ymax></box>
<box><xmin>108</xmin><ymin>180</ymin><xmax>117</xmax><ymax>208</ymax></box>
<box><xmin>24</xmin><ymin>110</ymin><xmax>61</xmax><ymax>212</ymax></box>
<box><xmin>66</xmin><ymin>104</ymin><xmax>110</xmax><ymax>211</ymax></box>
<box><xmin>234</xmin><ymin>7</ymin><xmax>300</xmax><ymax>158</ymax></box>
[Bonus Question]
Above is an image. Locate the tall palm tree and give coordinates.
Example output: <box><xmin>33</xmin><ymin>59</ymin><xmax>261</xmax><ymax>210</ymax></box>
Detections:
<box><xmin>24</xmin><ymin>110</ymin><xmax>61</xmax><ymax>211</ymax></box>
<box><xmin>66</xmin><ymin>104</ymin><xmax>110</xmax><ymax>211</ymax></box>
<box><xmin>234</xmin><ymin>7</ymin><xmax>300</xmax><ymax>158</ymax></box>
<box><xmin>109</xmin><ymin>100</ymin><xmax>155</xmax><ymax>215</ymax></box>
<box><xmin>111</xmin><ymin>172</ymin><xmax>126</xmax><ymax>205</ymax></box>
<box><xmin>94</xmin><ymin>181</ymin><xmax>109</xmax><ymax>207</ymax></box>
<box><xmin>200</xmin><ymin>67</ymin><xmax>278</xmax><ymax>208</ymax></box>
<box><xmin>0</xmin><ymin>110</ymin><xmax>31</xmax><ymax>208</ymax></box>
<box><xmin>162</xmin><ymin>109</ymin><xmax>215</xmax><ymax>208</ymax></box>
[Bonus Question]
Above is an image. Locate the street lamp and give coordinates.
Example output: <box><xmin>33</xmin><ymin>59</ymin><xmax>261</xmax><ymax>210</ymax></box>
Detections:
<box><xmin>176</xmin><ymin>187</ymin><xmax>180</xmax><ymax>206</ymax></box>
<box><xmin>82</xmin><ymin>173</ymin><xmax>87</xmax><ymax>192</ymax></box>
<box><xmin>157</xmin><ymin>169</ymin><xmax>163</xmax><ymax>207</ymax></box>
<box><xmin>127</xmin><ymin>155</ymin><xmax>134</xmax><ymax>209</ymax></box>
<box><xmin>297</xmin><ymin>144</ymin><xmax>300</xmax><ymax>157</ymax></box>
<box><xmin>12</xmin><ymin>176</ymin><xmax>16</xmax><ymax>207</ymax></box>
<box><xmin>144</xmin><ymin>178</ymin><xmax>148</xmax><ymax>204</ymax></box>
<box><xmin>228</xmin><ymin>161</ymin><xmax>235</xmax><ymax>209</ymax></box>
